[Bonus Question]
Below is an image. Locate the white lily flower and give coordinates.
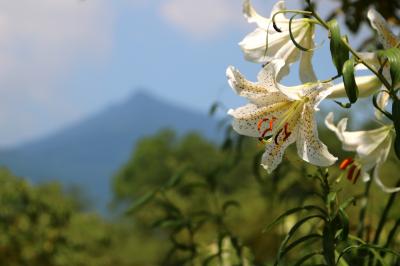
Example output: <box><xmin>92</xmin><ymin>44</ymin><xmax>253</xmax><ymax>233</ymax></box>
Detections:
<box><xmin>325</xmin><ymin>112</ymin><xmax>399</xmax><ymax>193</ymax></box>
<box><xmin>368</xmin><ymin>9</ymin><xmax>399</xmax><ymax>49</ymax></box>
<box><xmin>359</xmin><ymin>9</ymin><xmax>399</xmax><ymax>119</ymax></box>
<box><xmin>227</xmin><ymin>59</ymin><xmax>337</xmax><ymax>173</ymax></box>
<box><xmin>240</xmin><ymin>0</ymin><xmax>317</xmax><ymax>82</ymax></box>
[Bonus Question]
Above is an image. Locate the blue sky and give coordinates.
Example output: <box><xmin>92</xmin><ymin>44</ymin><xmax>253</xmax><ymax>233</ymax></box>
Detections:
<box><xmin>0</xmin><ymin>0</ymin><xmax>372</xmax><ymax>147</ymax></box>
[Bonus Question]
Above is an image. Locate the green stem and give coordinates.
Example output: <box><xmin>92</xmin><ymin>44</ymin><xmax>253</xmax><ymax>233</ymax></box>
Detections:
<box><xmin>311</xmin><ymin>9</ymin><xmax>392</xmax><ymax>91</ymax></box>
<box><xmin>372</xmin><ymin>180</ymin><xmax>400</xmax><ymax>245</ymax></box>
<box><xmin>357</xmin><ymin>180</ymin><xmax>372</xmax><ymax>238</ymax></box>
<box><xmin>340</xmin><ymin>39</ymin><xmax>392</xmax><ymax>90</ymax></box>
<box><xmin>384</xmin><ymin>218</ymin><xmax>400</xmax><ymax>249</ymax></box>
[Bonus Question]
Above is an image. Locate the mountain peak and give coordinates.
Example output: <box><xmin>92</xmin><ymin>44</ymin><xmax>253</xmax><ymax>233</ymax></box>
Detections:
<box><xmin>129</xmin><ymin>90</ymin><xmax>159</xmax><ymax>103</ymax></box>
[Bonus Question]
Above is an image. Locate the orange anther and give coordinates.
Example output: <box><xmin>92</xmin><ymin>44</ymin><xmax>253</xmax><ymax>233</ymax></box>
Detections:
<box><xmin>339</xmin><ymin>158</ymin><xmax>354</xmax><ymax>170</ymax></box>
<box><xmin>258</xmin><ymin>117</ymin><xmax>276</xmax><ymax>139</ymax></box>
<box><xmin>257</xmin><ymin>118</ymin><xmax>268</xmax><ymax>132</ymax></box>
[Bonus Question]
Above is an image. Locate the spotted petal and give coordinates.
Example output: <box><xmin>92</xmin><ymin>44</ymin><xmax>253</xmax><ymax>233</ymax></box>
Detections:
<box><xmin>296</xmin><ymin>105</ymin><xmax>337</xmax><ymax>166</ymax></box>
<box><xmin>228</xmin><ymin>103</ymin><xmax>289</xmax><ymax>138</ymax></box>
<box><xmin>368</xmin><ymin>8</ymin><xmax>400</xmax><ymax>49</ymax></box>
<box><xmin>226</xmin><ymin>62</ymin><xmax>289</xmax><ymax>106</ymax></box>
<box><xmin>261</xmin><ymin>122</ymin><xmax>298</xmax><ymax>173</ymax></box>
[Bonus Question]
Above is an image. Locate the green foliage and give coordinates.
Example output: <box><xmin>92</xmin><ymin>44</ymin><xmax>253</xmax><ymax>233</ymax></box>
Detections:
<box><xmin>111</xmin><ymin>125</ymin><xmax>400</xmax><ymax>265</ymax></box>
<box><xmin>0</xmin><ymin>168</ymin><xmax>155</xmax><ymax>266</ymax></box>
<box><xmin>342</xmin><ymin>59</ymin><xmax>359</xmax><ymax>103</ymax></box>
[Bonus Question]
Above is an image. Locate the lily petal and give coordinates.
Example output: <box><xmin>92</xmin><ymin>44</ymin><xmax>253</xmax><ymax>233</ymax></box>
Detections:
<box><xmin>368</xmin><ymin>8</ymin><xmax>399</xmax><ymax>49</ymax></box>
<box><xmin>261</xmin><ymin>123</ymin><xmax>298</xmax><ymax>173</ymax></box>
<box><xmin>299</xmin><ymin>27</ymin><xmax>317</xmax><ymax>83</ymax></box>
<box><xmin>375</xmin><ymin>91</ymin><xmax>390</xmax><ymax>119</ymax></box>
<box><xmin>226</xmin><ymin>63</ymin><xmax>288</xmax><ymax>105</ymax></box>
<box><xmin>325</xmin><ymin>112</ymin><xmax>390</xmax><ymax>155</ymax></box>
<box><xmin>328</xmin><ymin>75</ymin><xmax>381</xmax><ymax>99</ymax></box>
<box><xmin>297</xmin><ymin>105</ymin><xmax>337</xmax><ymax>166</ymax></box>
<box><xmin>228</xmin><ymin>103</ymin><xmax>288</xmax><ymax>137</ymax></box>
<box><xmin>243</xmin><ymin>0</ymin><xmax>286</xmax><ymax>29</ymax></box>
<box><xmin>373</xmin><ymin>137</ymin><xmax>400</xmax><ymax>193</ymax></box>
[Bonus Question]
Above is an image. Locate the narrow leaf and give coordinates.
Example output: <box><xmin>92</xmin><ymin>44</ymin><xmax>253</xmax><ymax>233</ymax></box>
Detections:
<box><xmin>322</xmin><ymin>225</ymin><xmax>336</xmax><ymax>266</ymax></box>
<box><xmin>264</xmin><ymin>205</ymin><xmax>327</xmax><ymax>233</ymax></box>
<box><xmin>393</xmin><ymin>97</ymin><xmax>400</xmax><ymax>132</ymax></box>
<box><xmin>292</xmin><ymin>251</ymin><xmax>323</xmax><ymax>266</ymax></box>
<box><xmin>392</xmin><ymin>97</ymin><xmax>400</xmax><ymax>159</ymax></box>
<box><xmin>378</xmin><ymin>48</ymin><xmax>400</xmax><ymax>89</ymax></box>
<box><xmin>395</xmin><ymin>136</ymin><xmax>400</xmax><ymax>160</ymax></box>
<box><xmin>125</xmin><ymin>190</ymin><xmax>157</xmax><ymax>215</ymax></box>
<box><xmin>165</xmin><ymin>166</ymin><xmax>188</xmax><ymax>188</ymax></box>
<box><xmin>338</xmin><ymin>208</ymin><xmax>349</xmax><ymax>241</ymax></box>
<box><xmin>280</xmin><ymin>234</ymin><xmax>322</xmax><ymax>258</ymax></box>
<box><xmin>276</xmin><ymin>215</ymin><xmax>326</xmax><ymax>264</ymax></box>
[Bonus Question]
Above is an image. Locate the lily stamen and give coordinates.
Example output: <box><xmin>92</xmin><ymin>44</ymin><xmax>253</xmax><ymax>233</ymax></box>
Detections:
<box><xmin>339</xmin><ymin>158</ymin><xmax>354</xmax><ymax>170</ymax></box>
<box><xmin>257</xmin><ymin>117</ymin><xmax>276</xmax><ymax>139</ymax></box>
<box><xmin>274</xmin><ymin>129</ymin><xmax>283</xmax><ymax>145</ymax></box>
<box><xmin>283</xmin><ymin>123</ymin><xmax>291</xmax><ymax>141</ymax></box>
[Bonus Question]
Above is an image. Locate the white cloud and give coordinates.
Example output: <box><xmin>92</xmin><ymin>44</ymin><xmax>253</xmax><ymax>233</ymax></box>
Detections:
<box><xmin>159</xmin><ymin>0</ymin><xmax>243</xmax><ymax>39</ymax></box>
<box><xmin>0</xmin><ymin>0</ymin><xmax>113</xmax><ymax>146</ymax></box>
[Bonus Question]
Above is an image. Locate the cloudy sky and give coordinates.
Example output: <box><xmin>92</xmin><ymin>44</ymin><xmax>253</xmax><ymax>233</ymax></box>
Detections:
<box><xmin>0</xmin><ymin>0</ymin><xmax>369</xmax><ymax>147</ymax></box>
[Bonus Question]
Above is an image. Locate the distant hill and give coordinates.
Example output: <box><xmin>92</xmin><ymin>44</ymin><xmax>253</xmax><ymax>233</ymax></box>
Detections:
<box><xmin>0</xmin><ymin>91</ymin><xmax>220</xmax><ymax>213</ymax></box>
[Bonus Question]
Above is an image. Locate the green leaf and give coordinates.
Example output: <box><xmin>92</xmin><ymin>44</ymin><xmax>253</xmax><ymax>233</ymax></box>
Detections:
<box><xmin>336</xmin><ymin>244</ymin><xmax>391</xmax><ymax>266</ymax></box>
<box><xmin>275</xmin><ymin>215</ymin><xmax>326</xmax><ymax>264</ymax></box>
<box><xmin>208</xmin><ymin>102</ymin><xmax>220</xmax><ymax>116</ymax></box>
<box><xmin>165</xmin><ymin>166</ymin><xmax>188</xmax><ymax>189</ymax></box>
<box><xmin>125</xmin><ymin>190</ymin><xmax>157</xmax><ymax>215</ymax></box>
<box><xmin>339</xmin><ymin>196</ymin><xmax>356</xmax><ymax>210</ymax></box>
<box><xmin>292</xmin><ymin>251</ymin><xmax>323</xmax><ymax>266</ymax></box>
<box><xmin>395</xmin><ymin>136</ymin><xmax>400</xmax><ymax>160</ymax></box>
<box><xmin>157</xmin><ymin>201</ymin><xmax>182</xmax><ymax>217</ymax></box>
<box><xmin>327</xmin><ymin>191</ymin><xmax>337</xmax><ymax>205</ymax></box>
<box><xmin>280</xmin><ymin>234</ymin><xmax>322</xmax><ymax>258</ymax></box>
<box><xmin>202</xmin><ymin>254</ymin><xmax>219</xmax><ymax>266</ymax></box>
<box><xmin>342</xmin><ymin>59</ymin><xmax>359</xmax><ymax>103</ymax></box>
<box><xmin>393</xmin><ymin>97</ymin><xmax>400</xmax><ymax>159</ymax></box>
<box><xmin>338</xmin><ymin>208</ymin><xmax>349</xmax><ymax>241</ymax></box>
<box><xmin>222</xmin><ymin>200</ymin><xmax>241</xmax><ymax>214</ymax></box>
<box><xmin>378</xmin><ymin>48</ymin><xmax>400</xmax><ymax>89</ymax></box>
<box><xmin>394</xmin><ymin>98</ymin><xmax>400</xmax><ymax>132</ymax></box>
<box><xmin>152</xmin><ymin>217</ymin><xmax>186</xmax><ymax>229</ymax></box>
<box><xmin>264</xmin><ymin>205</ymin><xmax>327</xmax><ymax>233</ymax></box>
<box><xmin>322</xmin><ymin>225</ymin><xmax>336</xmax><ymax>266</ymax></box>
<box><xmin>328</xmin><ymin>19</ymin><xmax>349</xmax><ymax>75</ymax></box>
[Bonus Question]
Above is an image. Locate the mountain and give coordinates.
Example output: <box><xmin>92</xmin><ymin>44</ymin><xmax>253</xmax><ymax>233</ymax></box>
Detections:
<box><xmin>0</xmin><ymin>91</ymin><xmax>220</xmax><ymax>213</ymax></box>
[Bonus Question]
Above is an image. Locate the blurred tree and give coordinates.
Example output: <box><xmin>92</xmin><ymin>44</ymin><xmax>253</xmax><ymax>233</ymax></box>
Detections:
<box><xmin>0</xmin><ymin>168</ymin><xmax>151</xmax><ymax>266</ymax></box>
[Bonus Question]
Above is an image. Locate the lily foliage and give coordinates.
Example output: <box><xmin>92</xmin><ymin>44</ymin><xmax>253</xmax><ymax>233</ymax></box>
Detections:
<box><xmin>225</xmin><ymin>0</ymin><xmax>400</xmax><ymax>265</ymax></box>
